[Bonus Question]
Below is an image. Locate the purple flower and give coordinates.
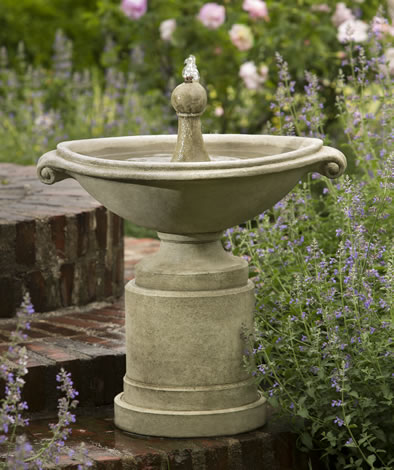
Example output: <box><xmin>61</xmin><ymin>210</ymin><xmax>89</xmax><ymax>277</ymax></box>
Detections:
<box><xmin>334</xmin><ymin>416</ymin><xmax>344</xmax><ymax>427</ymax></box>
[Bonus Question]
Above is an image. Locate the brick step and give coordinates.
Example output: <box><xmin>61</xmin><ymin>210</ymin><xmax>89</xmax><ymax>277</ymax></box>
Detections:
<box><xmin>22</xmin><ymin>408</ymin><xmax>323</xmax><ymax>470</ymax></box>
<box><xmin>0</xmin><ymin>237</ymin><xmax>160</xmax><ymax>413</ymax></box>
<box><xmin>0</xmin><ymin>163</ymin><xmax>124</xmax><ymax>317</ymax></box>
<box><xmin>0</xmin><ymin>237</ymin><xmax>325</xmax><ymax>468</ymax></box>
<box><xmin>0</xmin><ymin>301</ymin><xmax>126</xmax><ymax>412</ymax></box>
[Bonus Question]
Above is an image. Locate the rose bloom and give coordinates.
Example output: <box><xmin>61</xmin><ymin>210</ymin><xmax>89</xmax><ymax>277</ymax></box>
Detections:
<box><xmin>197</xmin><ymin>3</ymin><xmax>226</xmax><ymax>29</ymax></box>
<box><xmin>371</xmin><ymin>16</ymin><xmax>394</xmax><ymax>38</ymax></box>
<box><xmin>160</xmin><ymin>19</ymin><xmax>176</xmax><ymax>41</ymax></box>
<box><xmin>331</xmin><ymin>2</ymin><xmax>354</xmax><ymax>27</ymax></box>
<box><xmin>311</xmin><ymin>4</ymin><xmax>331</xmax><ymax>13</ymax></box>
<box><xmin>242</xmin><ymin>0</ymin><xmax>269</xmax><ymax>20</ymax></box>
<box><xmin>337</xmin><ymin>19</ymin><xmax>368</xmax><ymax>43</ymax></box>
<box><xmin>259</xmin><ymin>64</ymin><xmax>269</xmax><ymax>81</ymax></box>
<box><xmin>229</xmin><ymin>24</ymin><xmax>254</xmax><ymax>51</ymax></box>
<box><xmin>239</xmin><ymin>61</ymin><xmax>267</xmax><ymax>89</ymax></box>
<box><xmin>214</xmin><ymin>106</ymin><xmax>224</xmax><ymax>117</ymax></box>
<box><xmin>381</xmin><ymin>47</ymin><xmax>394</xmax><ymax>76</ymax></box>
<box><xmin>121</xmin><ymin>0</ymin><xmax>147</xmax><ymax>20</ymax></box>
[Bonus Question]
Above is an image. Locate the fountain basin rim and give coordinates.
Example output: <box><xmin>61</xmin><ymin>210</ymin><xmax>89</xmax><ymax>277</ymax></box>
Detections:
<box><xmin>38</xmin><ymin>134</ymin><xmax>346</xmax><ymax>183</ymax></box>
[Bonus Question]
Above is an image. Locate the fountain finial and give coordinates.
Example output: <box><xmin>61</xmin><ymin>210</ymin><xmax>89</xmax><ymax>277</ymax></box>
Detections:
<box><xmin>182</xmin><ymin>55</ymin><xmax>200</xmax><ymax>83</ymax></box>
<box><xmin>171</xmin><ymin>55</ymin><xmax>210</xmax><ymax>162</ymax></box>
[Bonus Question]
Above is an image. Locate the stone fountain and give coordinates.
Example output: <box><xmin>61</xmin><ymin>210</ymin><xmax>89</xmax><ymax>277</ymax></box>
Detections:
<box><xmin>37</xmin><ymin>56</ymin><xmax>346</xmax><ymax>438</ymax></box>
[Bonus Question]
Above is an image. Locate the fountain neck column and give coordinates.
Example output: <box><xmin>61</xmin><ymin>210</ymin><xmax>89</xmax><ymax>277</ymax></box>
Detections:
<box><xmin>171</xmin><ymin>80</ymin><xmax>210</xmax><ymax>163</ymax></box>
<box><xmin>173</xmin><ymin>112</ymin><xmax>210</xmax><ymax>162</ymax></box>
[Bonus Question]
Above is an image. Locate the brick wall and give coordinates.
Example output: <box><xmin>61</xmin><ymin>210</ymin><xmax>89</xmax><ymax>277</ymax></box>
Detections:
<box><xmin>0</xmin><ymin>164</ymin><xmax>124</xmax><ymax>317</ymax></box>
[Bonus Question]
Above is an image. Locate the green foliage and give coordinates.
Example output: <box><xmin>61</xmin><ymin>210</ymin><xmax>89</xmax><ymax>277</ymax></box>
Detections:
<box><xmin>224</xmin><ymin>39</ymin><xmax>393</xmax><ymax>469</ymax></box>
<box><xmin>0</xmin><ymin>0</ymin><xmax>102</xmax><ymax>69</ymax></box>
<box><xmin>0</xmin><ymin>39</ymin><xmax>169</xmax><ymax>165</ymax></box>
<box><xmin>0</xmin><ymin>0</ymin><xmax>387</xmax><ymax>133</ymax></box>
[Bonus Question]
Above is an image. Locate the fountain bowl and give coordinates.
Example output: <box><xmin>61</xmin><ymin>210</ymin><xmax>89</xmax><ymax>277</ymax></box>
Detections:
<box><xmin>38</xmin><ymin>134</ymin><xmax>345</xmax><ymax>234</ymax></box>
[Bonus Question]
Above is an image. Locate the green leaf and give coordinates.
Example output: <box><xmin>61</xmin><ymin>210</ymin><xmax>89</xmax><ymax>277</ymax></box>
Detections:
<box><xmin>366</xmin><ymin>454</ymin><xmax>376</xmax><ymax>466</ymax></box>
<box><xmin>306</xmin><ymin>387</ymin><xmax>315</xmax><ymax>399</ymax></box>
<box><xmin>297</xmin><ymin>407</ymin><xmax>309</xmax><ymax>419</ymax></box>
<box><xmin>301</xmin><ymin>432</ymin><xmax>313</xmax><ymax>450</ymax></box>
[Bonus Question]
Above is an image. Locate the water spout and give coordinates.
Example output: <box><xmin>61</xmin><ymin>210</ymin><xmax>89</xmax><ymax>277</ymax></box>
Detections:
<box><xmin>182</xmin><ymin>55</ymin><xmax>200</xmax><ymax>83</ymax></box>
<box><xmin>171</xmin><ymin>55</ymin><xmax>210</xmax><ymax>162</ymax></box>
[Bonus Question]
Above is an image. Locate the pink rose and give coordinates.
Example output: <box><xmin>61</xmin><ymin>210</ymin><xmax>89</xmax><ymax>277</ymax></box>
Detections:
<box><xmin>311</xmin><ymin>4</ymin><xmax>331</xmax><ymax>13</ymax></box>
<box><xmin>337</xmin><ymin>19</ymin><xmax>368</xmax><ymax>43</ymax></box>
<box><xmin>229</xmin><ymin>24</ymin><xmax>254</xmax><ymax>51</ymax></box>
<box><xmin>239</xmin><ymin>61</ymin><xmax>268</xmax><ymax>89</ymax></box>
<box><xmin>160</xmin><ymin>19</ymin><xmax>176</xmax><ymax>41</ymax></box>
<box><xmin>331</xmin><ymin>3</ymin><xmax>354</xmax><ymax>27</ymax></box>
<box><xmin>214</xmin><ymin>106</ymin><xmax>224</xmax><ymax>117</ymax></box>
<box><xmin>384</xmin><ymin>47</ymin><xmax>394</xmax><ymax>76</ymax></box>
<box><xmin>242</xmin><ymin>0</ymin><xmax>269</xmax><ymax>20</ymax></box>
<box><xmin>121</xmin><ymin>0</ymin><xmax>147</xmax><ymax>20</ymax></box>
<box><xmin>371</xmin><ymin>16</ymin><xmax>394</xmax><ymax>38</ymax></box>
<box><xmin>258</xmin><ymin>64</ymin><xmax>269</xmax><ymax>82</ymax></box>
<box><xmin>197</xmin><ymin>3</ymin><xmax>226</xmax><ymax>29</ymax></box>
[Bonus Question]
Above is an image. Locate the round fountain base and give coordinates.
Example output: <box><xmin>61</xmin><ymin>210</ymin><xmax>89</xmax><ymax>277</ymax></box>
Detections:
<box><xmin>114</xmin><ymin>392</ymin><xmax>266</xmax><ymax>437</ymax></box>
<box><xmin>114</xmin><ymin>232</ymin><xmax>266</xmax><ymax>437</ymax></box>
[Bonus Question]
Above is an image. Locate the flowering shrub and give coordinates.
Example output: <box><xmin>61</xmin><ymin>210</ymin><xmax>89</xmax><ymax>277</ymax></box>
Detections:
<box><xmin>0</xmin><ymin>294</ymin><xmax>92</xmax><ymax>468</ymax></box>
<box><xmin>0</xmin><ymin>32</ymin><xmax>169</xmax><ymax>165</ymax></box>
<box><xmin>224</xmin><ymin>39</ymin><xmax>393</xmax><ymax>470</ymax></box>
<box><xmin>1</xmin><ymin>0</ymin><xmax>388</xmax><ymax>134</ymax></box>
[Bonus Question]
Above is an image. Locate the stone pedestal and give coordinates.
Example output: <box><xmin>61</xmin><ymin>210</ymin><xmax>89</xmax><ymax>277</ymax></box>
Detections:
<box><xmin>114</xmin><ymin>232</ymin><xmax>266</xmax><ymax>437</ymax></box>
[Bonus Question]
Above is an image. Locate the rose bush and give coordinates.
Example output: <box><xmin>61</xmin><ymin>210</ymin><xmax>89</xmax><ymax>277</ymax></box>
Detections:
<box><xmin>0</xmin><ymin>0</ymin><xmax>387</xmax><ymax>135</ymax></box>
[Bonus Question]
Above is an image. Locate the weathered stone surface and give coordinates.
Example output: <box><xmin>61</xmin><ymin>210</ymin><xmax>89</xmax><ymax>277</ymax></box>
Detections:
<box><xmin>0</xmin><ymin>164</ymin><xmax>124</xmax><ymax>317</ymax></box>
<box><xmin>115</xmin><ymin>232</ymin><xmax>266</xmax><ymax>437</ymax></box>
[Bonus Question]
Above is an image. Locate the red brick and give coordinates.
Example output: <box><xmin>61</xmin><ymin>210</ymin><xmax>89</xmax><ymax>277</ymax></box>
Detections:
<box><xmin>50</xmin><ymin>215</ymin><xmax>66</xmax><ymax>258</ymax></box>
<box><xmin>0</xmin><ymin>276</ymin><xmax>18</xmax><ymax>318</ymax></box>
<box><xmin>60</xmin><ymin>263</ymin><xmax>74</xmax><ymax>306</ymax></box>
<box><xmin>93</xmin><ymin>332</ymin><xmax>125</xmax><ymax>343</ymax></box>
<box><xmin>77</xmin><ymin>212</ymin><xmax>90</xmax><ymax>256</ymax></box>
<box><xmin>1</xmin><ymin>165</ymin><xmax>124</xmax><ymax>315</ymax></box>
<box><xmin>51</xmin><ymin>315</ymin><xmax>106</xmax><ymax>330</ymax></box>
<box><xmin>115</xmin><ymin>249</ymin><xmax>124</xmax><ymax>285</ymax></box>
<box><xmin>238</xmin><ymin>432</ymin><xmax>272</xmax><ymax>470</ymax></box>
<box><xmin>87</xmin><ymin>260</ymin><xmax>97</xmax><ymax>300</ymax></box>
<box><xmin>73</xmin><ymin>334</ymin><xmax>109</xmax><ymax>345</ymax></box>
<box><xmin>22</xmin><ymin>364</ymin><xmax>48</xmax><ymax>412</ymax></box>
<box><xmin>25</xmin><ymin>342</ymin><xmax>79</xmax><ymax>362</ymax></box>
<box><xmin>30</xmin><ymin>321</ymin><xmax>78</xmax><ymax>337</ymax></box>
<box><xmin>25</xmin><ymin>328</ymin><xmax>51</xmax><ymax>339</ymax></box>
<box><xmin>15</xmin><ymin>220</ymin><xmax>35</xmax><ymax>265</ymax></box>
<box><xmin>78</xmin><ymin>312</ymin><xmax>124</xmax><ymax>326</ymax></box>
<box><xmin>104</xmin><ymin>269</ymin><xmax>113</xmax><ymax>297</ymax></box>
<box><xmin>272</xmin><ymin>432</ymin><xmax>300</xmax><ymax>470</ymax></box>
<box><xmin>96</xmin><ymin>207</ymin><xmax>107</xmax><ymax>249</ymax></box>
<box><xmin>197</xmin><ymin>439</ymin><xmax>229</xmax><ymax>470</ymax></box>
<box><xmin>26</xmin><ymin>270</ymin><xmax>46</xmax><ymax>312</ymax></box>
<box><xmin>111</xmin><ymin>213</ymin><xmax>122</xmax><ymax>246</ymax></box>
<box><xmin>91</xmin><ymin>308</ymin><xmax>125</xmax><ymax>318</ymax></box>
